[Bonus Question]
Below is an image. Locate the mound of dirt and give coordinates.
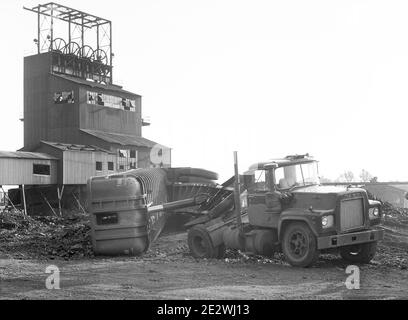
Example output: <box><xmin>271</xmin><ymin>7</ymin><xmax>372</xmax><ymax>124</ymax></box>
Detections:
<box><xmin>0</xmin><ymin>210</ymin><xmax>93</xmax><ymax>260</ymax></box>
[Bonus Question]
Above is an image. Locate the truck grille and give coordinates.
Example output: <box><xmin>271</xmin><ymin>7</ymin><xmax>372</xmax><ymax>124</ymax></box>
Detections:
<box><xmin>340</xmin><ymin>197</ymin><xmax>364</xmax><ymax>231</ymax></box>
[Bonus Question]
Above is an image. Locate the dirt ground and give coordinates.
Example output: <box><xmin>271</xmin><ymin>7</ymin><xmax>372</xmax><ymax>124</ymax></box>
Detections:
<box><xmin>1</xmin><ymin>202</ymin><xmax>408</xmax><ymax>300</ymax></box>
<box><xmin>1</xmin><ymin>231</ymin><xmax>407</xmax><ymax>300</ymax></box>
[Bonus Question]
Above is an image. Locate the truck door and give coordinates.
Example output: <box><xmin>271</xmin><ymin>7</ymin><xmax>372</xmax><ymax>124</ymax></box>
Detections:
<box><xmin>247</xmin><ymin>170</ymin><xmax>279</xmax><ymax>227</ymax></box>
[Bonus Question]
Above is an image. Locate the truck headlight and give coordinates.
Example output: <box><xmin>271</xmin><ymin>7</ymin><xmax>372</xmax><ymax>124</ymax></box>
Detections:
<box><xmin>322</xmin><ymin>215</ymin><xmax>334</xmax><ymax>228</ymax></box>
<box><xmin>369</xmin><ymin>207</ymin><xmax>380</xmax><ymax>219</ymax></box>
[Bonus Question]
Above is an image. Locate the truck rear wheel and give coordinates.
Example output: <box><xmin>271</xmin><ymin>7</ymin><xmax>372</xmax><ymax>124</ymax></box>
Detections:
<box><xmin>282</xmin><ymin>222</ymin><xmax>319</xmax><ymax>267</ymax></box>
<box><xmin>339</xmin><ymin>241</ymin><xmax>377</xmax><ymax>264</ymax></box>
<box><xmin>188</xmin><ymin>224</ymin><xmax>224</xmax><ymax>259</ymax></box>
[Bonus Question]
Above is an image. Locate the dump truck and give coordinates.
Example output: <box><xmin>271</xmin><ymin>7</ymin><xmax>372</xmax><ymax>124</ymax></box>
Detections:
<box><xmin>187</xmin><ymin>153</ymin><xmax>384</xmax><ymax>267</ymax></box>
<box><xmin>86</xmin><ymin>167</ymin><xmax>222</xmax><ymax>255</ymax></box>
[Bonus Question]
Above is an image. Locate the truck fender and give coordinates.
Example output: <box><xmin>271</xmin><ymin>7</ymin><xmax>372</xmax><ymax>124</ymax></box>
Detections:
<box><xmin>278</xmin><ymin>214</ymin><xmax>319</xmax><ymax>240</ymax></box>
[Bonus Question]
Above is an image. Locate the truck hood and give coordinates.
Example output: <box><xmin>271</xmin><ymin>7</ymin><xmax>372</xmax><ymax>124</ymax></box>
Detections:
<box><xmin>289</xmin><ymin>184</ymin><xmax>366</xmax><ymax>211</ymax></box>
<box><xmin>292</xmin><ymin>184</ymin><xmax>365</xmax><ymax>195</ymax></box>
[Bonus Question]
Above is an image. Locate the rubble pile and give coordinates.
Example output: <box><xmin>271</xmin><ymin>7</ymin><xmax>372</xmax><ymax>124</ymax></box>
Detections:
<box><xmin>0</xmin><ymin>210</ymin><xmax>93</xmax><ymax>260</ymax></box>
<box><xmin>224</xmin><ymin>250</ymin><xmax>289</xmax><ymax>266</ymax></box>
<box><xmin>0</xmin><ymin>199</ymin><xmax>407</xmax><ymax>270</ymax></box>
<box><xmin>376</xmin><ymin>202</ymin><xmax>408</xmax><ymax>269</ymax></box>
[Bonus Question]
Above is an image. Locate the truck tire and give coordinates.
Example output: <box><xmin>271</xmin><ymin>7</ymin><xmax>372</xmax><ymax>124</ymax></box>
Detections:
<box><xmin>339</xmin><ymin>241</ymin><xmax>377</xmax><ymax>264</ymax></box>
<box><xmin>282</xmin><ymin>222</ymin><xmax>319</xmax><ymax>267</ymax></box>
<box><xmin>188</xmin><ymin>224</ymin><xmax>224</xmax><ymax>259</ymax></box>
<box><xmin>253</xmin><ymin>230</ymin><xmax>277</xmax><ymax>257</ymax></box>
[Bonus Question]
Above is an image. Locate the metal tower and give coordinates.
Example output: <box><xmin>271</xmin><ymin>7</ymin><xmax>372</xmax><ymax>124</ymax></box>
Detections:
<box><xmin>24</xmin><ymin>2</ymin><xmax>113</xmax><ymax>84</ymax></box>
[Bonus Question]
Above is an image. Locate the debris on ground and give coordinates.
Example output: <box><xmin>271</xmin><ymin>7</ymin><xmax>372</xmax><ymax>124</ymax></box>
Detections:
<box><xmin>376</xmin><ymin>202</ymin><xmax>408</xmax><ymax>270</ymax></box>
<box><xmin>0</xmin><ymin>199</ymin><xmax>407</xmax><ymax>269</ymax></box>
<box><xmin>0</xmin><ymin>210</ymin><xmax>93</xmax><ymax>260</ymax></box>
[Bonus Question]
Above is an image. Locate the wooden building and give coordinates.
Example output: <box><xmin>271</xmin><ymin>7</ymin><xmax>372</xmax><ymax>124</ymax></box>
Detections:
<box><xmin>0</xmin><ymin>151</ymin><xmax>58</xmax><ymax>185</ymax></box>
<box><xmin>22</xmin><ymin>52</ymin><xmax>170</xmax><ymax>172</ymax></box>
<box><xmin>0</xmin><ymin>3</ymin><xmax>171</xmax><ymax>214</ymax></box>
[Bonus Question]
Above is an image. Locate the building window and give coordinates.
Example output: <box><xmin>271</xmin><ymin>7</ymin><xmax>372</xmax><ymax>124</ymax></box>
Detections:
<box><xmin>87</xmin><ymin>91</ymin><xmax>136</xmax><ymax>112</ymax></box>
<box><xmin>117</xmin><ymin>149</ymin><xmax>138</xmax><ymax>171</ymax></box>
<box><xmin>33</xmin><ymin>164</ymin><xmax>50</xmax><ymax>176</ymax></box>
<box><xmin>129</xmin><ymin>149</ymin><xmax>137</xmax><ymax>169</ymax></box>
<box><xmin>108</xmin><ymin>162</ymin><xmax>114</xmax><ymax>171</ymax></box>
<box><xmin>96</xmin><ymin>161</ymin><xmax>103</xmax><ymax>171</ymax></box>
<box><xmin>54</xmin><ymin>91</ymin><xmax>74</xmax><ymax>104</ymax></box>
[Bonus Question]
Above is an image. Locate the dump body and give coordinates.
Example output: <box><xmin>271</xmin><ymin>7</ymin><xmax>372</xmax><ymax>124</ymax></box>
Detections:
<box><xmin>88</xmin><ymin>174</ymin><xmax>150</xmax><ymax>255</ymax></box>
<box><xmin>87</xmin><ymin>167</ymin><xmax>221</xmax><ymax>255</ymax></box>
<box><xmin>87</xmin><ymin>168</ymin><xmax>168</xmax><ymax>255</ymax></box>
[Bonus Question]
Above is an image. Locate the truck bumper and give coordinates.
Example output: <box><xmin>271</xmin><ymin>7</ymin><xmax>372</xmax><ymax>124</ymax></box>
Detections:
<box><xmin>317</xmin><ymin>228</ymin><xmax>384</xmax><ymax>250</ymax></box>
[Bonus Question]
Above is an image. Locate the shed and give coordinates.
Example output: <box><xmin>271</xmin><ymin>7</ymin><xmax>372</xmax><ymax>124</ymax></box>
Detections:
<box><xmin>34</xmin><ymin>141</ymin><xmax>117</xmax><ymax>185</ymax></box>
<box><xmin>0</xmin><ymin>151</ymin><xmax>58</xmax><ymax>185</ymax></box>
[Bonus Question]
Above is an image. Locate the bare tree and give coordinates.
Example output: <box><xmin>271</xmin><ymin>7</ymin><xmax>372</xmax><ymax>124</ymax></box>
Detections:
<box><xmin>359</xmin><ymin>169</ymin><xmax>373</xmax><ymax>182</ymax></box>
<box><xmin>339</xmin><ymin>171</ymin><xmax>354</xmax><ymax>182</ymax></box>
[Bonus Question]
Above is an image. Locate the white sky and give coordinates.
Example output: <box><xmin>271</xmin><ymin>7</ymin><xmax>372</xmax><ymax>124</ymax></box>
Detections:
<box><xmin>0</xmin><ymin>0</ymin><xmax>407</xmax><ymax>182</ymax></box>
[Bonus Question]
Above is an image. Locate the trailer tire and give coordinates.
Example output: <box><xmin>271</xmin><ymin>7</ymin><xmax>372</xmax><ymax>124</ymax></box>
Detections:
<box><xmin>188</xmin><ymin>224</ymin><xmax>219</xmax><ymax>259</ymax></box>
<box><xmin>339</xmin><ymin>241</ymin><xmax>377</xmax><ymax>264</ymax></box>
<box><xmin>282</xmin><ymin>222</ymin><xmax>319</xmax><ymax>267</ymax></box>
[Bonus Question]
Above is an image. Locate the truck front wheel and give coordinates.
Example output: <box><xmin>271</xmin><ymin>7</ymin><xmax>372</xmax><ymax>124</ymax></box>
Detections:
<box><xmin>339</xmin><ymin>241</ymin><xmax>377</xmax><ymax>264</ymax></box>
<box><xmin>282</xmin><ymin>222</ymin><xmax>319</xmax><ymax>267</ymax></box>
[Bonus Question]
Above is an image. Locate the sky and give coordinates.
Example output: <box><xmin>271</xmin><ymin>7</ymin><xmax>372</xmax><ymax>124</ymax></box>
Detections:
<box><xmin>0</xmin><ymin>0</ymin><xmax>407</xmax><ymax>182</ymax></box>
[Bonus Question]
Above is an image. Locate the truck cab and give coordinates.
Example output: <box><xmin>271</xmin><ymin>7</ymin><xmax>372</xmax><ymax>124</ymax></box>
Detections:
<box><xmin>242</xmin><ymin>154</ymin><xmax>384</xmax><ymax>267</ymax></box>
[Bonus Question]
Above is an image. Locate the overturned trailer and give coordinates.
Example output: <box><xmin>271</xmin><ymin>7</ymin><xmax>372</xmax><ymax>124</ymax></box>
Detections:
<box><xmin>87</xmin><ymin>167</ymin><xmax>230</xmax><ymax>255</ymax></box>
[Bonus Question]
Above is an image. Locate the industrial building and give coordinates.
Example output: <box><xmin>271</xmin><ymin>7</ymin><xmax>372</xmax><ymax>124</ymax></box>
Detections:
<box><xmin>0</xmin><ymin>3</ymin><xmax>171</xmax><ymax>214</ymax></box>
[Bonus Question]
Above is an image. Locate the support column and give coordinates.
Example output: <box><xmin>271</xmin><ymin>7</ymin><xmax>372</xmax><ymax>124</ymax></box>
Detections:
<box><xmin>22</xmin><ymin>185</ymin><xmax>28</xmax><ymax>217</ymax></box>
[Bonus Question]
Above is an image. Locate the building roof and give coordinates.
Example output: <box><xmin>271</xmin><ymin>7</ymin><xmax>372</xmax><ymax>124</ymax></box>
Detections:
<box><xmin>0</xmin><ymin>151</ymin><xmax>58</xmax><ymax>160</ymax></box>
<box><xmin>40</xmin><ymin>141</ymin><xmax>114</xmax><ymax>154</ymax></box>
<box><xmin>52</xmin><ymin>74</ymin><xmax>141</xmax><ymax>97</ymax></box>
<box><xmin>81</xmin><ymin>129</ymin><xmax>168</xmax><ymax>149</ymax></box>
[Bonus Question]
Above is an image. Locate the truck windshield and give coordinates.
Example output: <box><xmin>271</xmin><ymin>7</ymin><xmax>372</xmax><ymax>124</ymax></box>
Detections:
<box><xmin>275</xmin><ymin>162</ymin><xmax>319</xmax><ymax>190</ymax></box>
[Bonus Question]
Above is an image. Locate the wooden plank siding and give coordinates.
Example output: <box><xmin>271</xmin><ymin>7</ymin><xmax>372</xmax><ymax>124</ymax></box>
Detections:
<box><xmin>62</xmin><ymin>151</ymin><xmax>117</xmax><ymax>185</ymax></box>
<box><xmin>24</xmin><ymin>52</ymin><xmax>143</xmax><ymax>150</ymax></box>
<box><xmin>24</xmin><ymin>53</ymin><xmax>52</xmax><ymax>151</ymax></box>
<box><xmin>78</xmin><ymin>87</ymin><xmax>142</xmax><ymax>136</ymax></box>
<box><xmin>0</xmin><ymin>158</ymin><xmax>57</xmax><ymax>185</ymax></box>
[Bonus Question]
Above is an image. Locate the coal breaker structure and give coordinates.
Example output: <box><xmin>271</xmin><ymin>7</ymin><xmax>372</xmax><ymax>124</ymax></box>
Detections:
<box><xmin>0</xmin><ymin>3</ymin><xmax>171</xmax><ymax>215</ymax></box>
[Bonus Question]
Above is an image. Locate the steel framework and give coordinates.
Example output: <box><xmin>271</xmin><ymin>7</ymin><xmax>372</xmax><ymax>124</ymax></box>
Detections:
<box><xmin>24</xmin><ymin>2</ymin><xmax>113</xmax><ymax>84</ymax></box>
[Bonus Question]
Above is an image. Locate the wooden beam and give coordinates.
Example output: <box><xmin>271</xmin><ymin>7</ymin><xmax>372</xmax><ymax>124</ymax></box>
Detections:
<box><xmin>22</xmin><ymin>185</ymin><xmax>28</xmax><ymax>217</ymax></box>
<box><xmin>72</xmin><ymin>191</ymin><xmax>86</xmax><ymax>214</ymax></box>
<box><xmin>1</xmin><ymin>186</ymin><xmax>17</xmax><ymax>212</ymax></box>
<box><xmin>57</xmin><ymin>185</ymin><xmax>65</xmax><ymax>217</ymax></box>
<box><xmin>39</xmin><ymin>190</ymin><xmax>57</xmax><ymax>217</ymax></box>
